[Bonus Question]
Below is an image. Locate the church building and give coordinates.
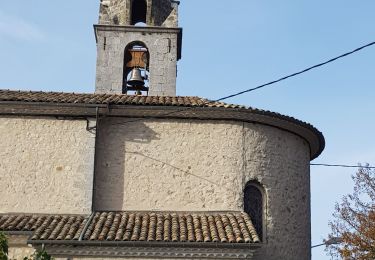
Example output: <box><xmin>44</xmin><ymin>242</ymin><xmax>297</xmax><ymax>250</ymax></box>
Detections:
<box><xmin>0</xmin><ymin>1</ymin><xmax>325</xmax><ymax>259</ymax></box>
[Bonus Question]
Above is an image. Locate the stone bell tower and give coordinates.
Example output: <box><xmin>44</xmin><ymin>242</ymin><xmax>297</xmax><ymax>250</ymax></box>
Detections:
<box><xmin>95</xmin><ymin>0</ymin><xmax>182</xmax><ymax>96</ymax></box>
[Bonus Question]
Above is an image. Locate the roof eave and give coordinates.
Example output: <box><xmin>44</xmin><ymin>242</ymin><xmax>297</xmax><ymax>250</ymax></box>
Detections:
<box><xmin>0</xmin><ymin>101</ymin><xmax>325</xmax><ymax>160</ymax></box>
<box><xmin>30</xmin><ymin>241</ymin><xmax>261</xmax><ymax>259</ymax></box>
<box><xmin>29</xmin><ymin>239</ymin><xmax>262</xmax><ymax>249</ymax></box>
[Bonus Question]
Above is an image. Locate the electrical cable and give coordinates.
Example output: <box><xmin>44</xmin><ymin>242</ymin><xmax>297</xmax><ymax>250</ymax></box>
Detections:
<box><xmin>310</xmin><ymin>163</ymin><xmax>375</xmax><ymax>169</ymax></box>
<box><xmin>111</xmin><ymin>40</ymin><xmax>375</xmax><ymax>127</ymax></box>
<box><xmin>216</xmin><ymin>41</ymin><xmax>375</xmax><ymax>101</ymax></box>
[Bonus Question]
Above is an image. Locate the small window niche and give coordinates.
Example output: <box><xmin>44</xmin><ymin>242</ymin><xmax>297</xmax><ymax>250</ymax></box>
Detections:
<box><xmin>131</xmin><ymin>0</ymin><xmax>147</xmax><ymax>25</ymax></box>
<box><xmin>123</xmin><ymin>42</ymin><xmax>150</xmax><ymax>95</ymax></box>
<box><xmin>244</xmin><ymin>181</ymin><xmax>265</xmax><ymax>241</ymax></box>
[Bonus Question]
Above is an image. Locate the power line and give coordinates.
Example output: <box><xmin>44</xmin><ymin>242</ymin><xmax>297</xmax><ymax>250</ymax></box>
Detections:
<box><xmin>216</xmin><ymin>41</ymin><xmax>375</xmax><ymax>102</ymax></box>
<box><xmin>111</xmin><ymin>40</ymin><xmax>375</xmax><ymax>127</ymax></box>
<box><xmin>311</xmin><ymin>163</ymin><xmax>375</xmax><ymax>169</ymax></box>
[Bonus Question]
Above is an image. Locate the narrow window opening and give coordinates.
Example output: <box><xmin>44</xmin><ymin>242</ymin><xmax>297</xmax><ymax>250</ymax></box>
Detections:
<box><xmin>131</xmin><ymin>0</ymin><xmax>147</xmax><ymax>25</ymax></box>
<box><xmin>244</xmin><ymin>182</ymin><xmax>264</xmax><ymax>240</ymax></box>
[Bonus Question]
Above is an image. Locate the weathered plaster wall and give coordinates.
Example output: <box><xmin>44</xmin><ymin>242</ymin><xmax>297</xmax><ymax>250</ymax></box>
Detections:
<box><xmin>0</xmin><ymin>116</ymin><xmax>96</xmax><ymax>214</ymax></box>
<box><xmin>243</xmin><ymin>123</ymin><xmax>311</xmax><ymax>260</ymax></box>
<box><xmin>94</xmin><ymin>118</ymin><xmax>311</xmax><ymax>260</ymax></box>
<box><xmin>95</xmin><ymin>28</ymin><xmax>179</xmax><ymax>96</ymax></box>
<box><xmin>7</xmin><ymin>235</ymin><xmax>36</xmax><ymax>260</ymax></box>
<box><xmin>95</xmin><ymin>118</ymin><xmax>244</xmax><ymax>211</ymax></box>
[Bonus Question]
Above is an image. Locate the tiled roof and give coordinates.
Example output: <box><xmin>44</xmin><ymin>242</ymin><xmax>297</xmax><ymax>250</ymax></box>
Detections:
<box><xmin>80</xmin><ymin>212</ymin><xmax>260</xmax><ymax>243</ymax></box>
<box><xmin>0</xmin><ymin>215</ymin><xmax>87</xmax><ymax>240</ymax></box>
<box><xmin>0</xmin><ymin>89</ymin><xmax>243</xmax><ymax>108</ymax></box>
<box><xmin>0</xmin><ymin>212</ymin><xmax>260</xmax><ymax>244</ymax></box>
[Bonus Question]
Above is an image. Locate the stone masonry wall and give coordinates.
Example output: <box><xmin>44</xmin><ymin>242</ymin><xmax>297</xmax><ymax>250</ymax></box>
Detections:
<box><xmin>99</xmin><ymin>0</ymin><xmax>127</xmax><ymax>25</ymax></box>
<box><xmin>94</xmin><ymin>117</ymin><xmax>311</xmax><ymax>259</ymax></box>
<box><xmin>99</xmin><ymin>0</ymin><xmax>178</xmax><ymax>27</ymax></box>
<box><xmin>95</xmin><ymin>28</ymin><xmax>179</xmax><ymax>96</ymax></box>
<box><xmin>0</xmin><ymin>116</ymin><xmax>96</xmax><ymax>214</ymax></box>
<box><xmin>152</xmin><ymin>0</ymin><xmax>179</xmax><ymax>27</ymax></box>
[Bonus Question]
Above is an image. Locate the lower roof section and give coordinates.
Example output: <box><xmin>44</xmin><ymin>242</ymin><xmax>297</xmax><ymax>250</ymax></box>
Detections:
<box><xmin>0</xmin><ymin>211</ymin><xmax>260</xmax><ymax>245</ymax></box>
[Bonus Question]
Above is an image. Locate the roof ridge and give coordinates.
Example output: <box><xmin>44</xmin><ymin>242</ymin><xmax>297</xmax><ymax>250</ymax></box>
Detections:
<box><xmin>0</xmin><ymin>89</ymin><xmax>244</xmax><ymax>108</ymax></box>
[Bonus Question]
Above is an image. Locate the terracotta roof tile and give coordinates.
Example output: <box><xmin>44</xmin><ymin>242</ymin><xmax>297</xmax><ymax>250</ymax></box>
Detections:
<box><xmin>0</xmin><ymin>212</ymin><xmax>260</xmax><ymax>244</ymax></box>
<box><xmin>0</xmin><ymin>215</ymin><xmax>37</xmax><ymax>232</ymax></box>
<box><xmin>0</xmin><ymin>214</ymin><xmax>85</xmax><ymax>240</ymax></box>
<box><xmin>0</xmin><ymin>89</ymin><xmax>244</xmax><ymax>109</ymax></box>
<box><xmin>79</xmin><ymin>212</ymin><xmax>260</xmax><ymax>243</ymax></box>
<box><xmin>33</xmin><ymin>216</ymin><xmax>86</xmax><ymax>241</ymax></box>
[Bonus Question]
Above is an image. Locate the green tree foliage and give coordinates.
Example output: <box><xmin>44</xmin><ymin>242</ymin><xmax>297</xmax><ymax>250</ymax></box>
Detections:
<box><xmin>0</xmin><ymin>232</ymin><xmax>8</xmax><ymax>260</ymax></box>
<box><xmin>0</xmin><ymin>232</ymin><xmax>53</xmax><ymax>260</ymax></box>
<box><xmin>327</xmin><ymin>167</ymin><xmax>375</xmax><ymax>259</ymax></box>
<box><xmin>23</xmin><ymin>251</ymin><xmax>53</xmax><ymax>260</ymax></box>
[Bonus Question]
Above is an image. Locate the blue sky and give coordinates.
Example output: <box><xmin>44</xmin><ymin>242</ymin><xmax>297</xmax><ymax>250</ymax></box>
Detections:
<box><xmin>1</xmin><ymin>1</ymin><xmax>375</xmax><ymax>259</ymax></box>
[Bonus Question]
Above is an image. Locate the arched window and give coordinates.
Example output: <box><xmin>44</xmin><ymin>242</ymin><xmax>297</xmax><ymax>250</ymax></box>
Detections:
<box><xmin>244</xmin><ymin>181</ymin><xmax>264</xmax><ymax>240</ymax></box>
<box><xmin>131</xmin><ymin>0</ymin><xmax>147</xmax><ymax>25</ymax></box>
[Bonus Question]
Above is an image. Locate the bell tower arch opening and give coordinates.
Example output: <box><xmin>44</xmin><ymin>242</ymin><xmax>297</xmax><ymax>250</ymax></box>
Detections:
<box><xmin>131</xmin><ymin>0</ymin><xmax>147</xmax><ymax>25</ymax></box>
<box><xmin>123</xmin><ymin>41</ymin><xmax>150</xmax><ymax>95</ymax></box>
<box><xmin>244</xmin><ymin>181</ymin><xmax>265</xmax><ymax>241</ymax></box>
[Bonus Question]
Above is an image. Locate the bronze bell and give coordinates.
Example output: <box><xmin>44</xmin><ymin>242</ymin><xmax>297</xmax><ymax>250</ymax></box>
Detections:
<box><xmin>127</xmin><ymin>68</ymin><xmax>145</xmax><ymax>86</ymax></box>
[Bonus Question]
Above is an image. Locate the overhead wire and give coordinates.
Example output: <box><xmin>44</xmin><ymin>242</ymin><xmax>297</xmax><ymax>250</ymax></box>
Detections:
<box><xmin>216</xmin><ymin>41</ymin><xmax>375</xmax><ymax>102</ymax></box>
<box><xmin>111</xmin><ymin>40</ymin><xmax>375</xmax><ymax>127</ymax></box>
<box><xmin>111</xmin><ymin>41</ymin><xmax>375</xmax><ymax>169</ymax></box>
<box><xmin>310</xmin><ymin>163</ymin><xmax>375</xmax><ymax>169</ymax></box>
<box><xmin>109</xmin><ymin>41</ymin><xmax>375</xmax><ymax>171</ymax></box>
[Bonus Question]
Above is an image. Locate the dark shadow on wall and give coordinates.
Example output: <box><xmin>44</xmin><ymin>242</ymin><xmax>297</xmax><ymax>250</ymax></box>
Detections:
<box><xmin>151</xmin><ymin>0</ymin><xmax>174</xmax><ymax>26</ymax></box>
<box><xmin>93</xmin><ymin>118</ymin><xmax>159</xmax><ymax>211</ymax></box>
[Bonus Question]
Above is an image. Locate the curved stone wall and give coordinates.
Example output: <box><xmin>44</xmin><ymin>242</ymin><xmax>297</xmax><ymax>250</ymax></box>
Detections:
<box><xmin>243</xmin><ymin>123</ymin><xmax>311</xmax><ymax>259</ymax></box>
<box><xmin>95</xmin><ymin>118</ymin><xmax>311</xmax><ymax>259</ymax></box>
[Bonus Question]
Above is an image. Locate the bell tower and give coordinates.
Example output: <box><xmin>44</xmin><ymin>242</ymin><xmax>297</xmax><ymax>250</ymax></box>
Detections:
<box><xmin>95</xmin><ymin>0</ymin><xmax>182</xmax><ymax>96</ymax></box>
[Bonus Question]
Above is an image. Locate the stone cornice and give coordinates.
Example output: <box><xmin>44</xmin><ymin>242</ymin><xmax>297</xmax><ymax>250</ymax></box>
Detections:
<box><xmin>94</xmin><ymin>24</ymin><xmax>182</xmax><ymax>34</ymax></box>
<box><xmin>37</xmin><ymin>244</ymin><xmax>259</xmax><ymax>259</ymax></box>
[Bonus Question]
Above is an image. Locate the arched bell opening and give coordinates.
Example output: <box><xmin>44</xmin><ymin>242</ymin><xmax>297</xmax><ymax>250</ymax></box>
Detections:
<box><xmin>131</xmin><ymin>0</ymin><xmax>147</xmax><ymax>25</ymax></box>
<box><xmin>244</xmin><ymin>181</ymin><xmax>266</xmax><ymax>241</ymax></box>
<box><xmin>123</xmin><ymin>41</ymin><xmax>150</xmax><ymax>95</ymax></box>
